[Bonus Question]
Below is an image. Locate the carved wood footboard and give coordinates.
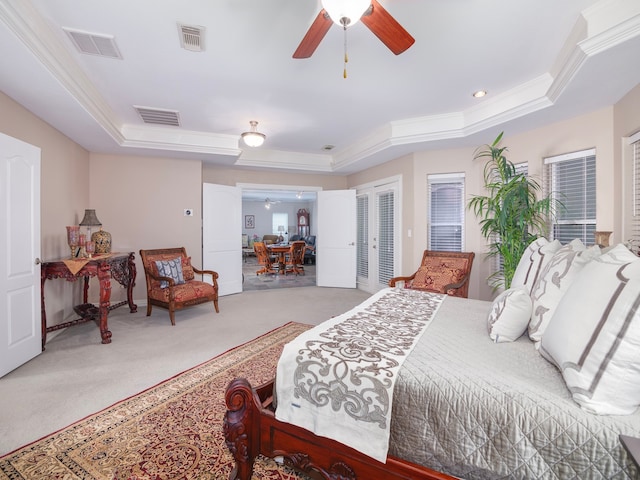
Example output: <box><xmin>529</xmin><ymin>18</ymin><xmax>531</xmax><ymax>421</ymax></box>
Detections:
<box><xmin>224</xmin><ymin>377</ymin><xmax>455</xmax><ymax>480</ymax></box>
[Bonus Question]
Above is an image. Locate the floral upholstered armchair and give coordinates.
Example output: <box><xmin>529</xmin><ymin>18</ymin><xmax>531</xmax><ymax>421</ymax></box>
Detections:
<box><xmin>139</xmin><ymin>247</ymin><xmax>219</xmax><ymax>325</ymax></box>
<box><xmin>389</xmin><ymin>250</ymin><xmax>475</xmax><ymax>298</ymax></box>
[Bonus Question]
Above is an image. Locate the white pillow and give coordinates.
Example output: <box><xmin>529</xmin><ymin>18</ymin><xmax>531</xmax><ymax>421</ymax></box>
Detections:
<box><xmin>511</xmin><ymin>238</ymin><xmax>561</xmax><ymax>294</ymax></box>
<box><xmin>540</xmin><ymin>243</ymin><xmax>640</xmax><ymax>415</ymax></box>
<box><xmin>528</xmin><ymin>239</ymin><xmax>601</xmax><ymax>345</ymax></box>
<box><xmin>487</xmin><ymin>286</ymin><xmax>532</xmax><ymax>343</ymax></box>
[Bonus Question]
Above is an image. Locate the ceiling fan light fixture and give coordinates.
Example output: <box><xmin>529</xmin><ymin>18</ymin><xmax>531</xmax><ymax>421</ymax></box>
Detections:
<box><xmin>241</xmin><ymin>120</ymin><xmax>266</xmax><ymax>147</ymax></box>
<box><xmin>321</xmin><ymin>0</ymin><xmax>371</xmax><ymax>27</ymax></box>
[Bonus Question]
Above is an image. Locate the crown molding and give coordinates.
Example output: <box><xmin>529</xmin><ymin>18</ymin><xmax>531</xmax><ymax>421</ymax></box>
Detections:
<box><xmin>2</xmin><ymin>0</ymin><xmax>637</xmax><ymax>173</ymax></box>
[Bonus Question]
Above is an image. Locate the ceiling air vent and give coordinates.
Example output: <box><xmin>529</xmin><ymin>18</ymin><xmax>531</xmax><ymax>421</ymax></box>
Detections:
<box><xmin>134</xmin><ymin>106</ymin><xmax>181</xmax><ymax>127</ymax></box>
<box><xmin>63</xmin><ymin>28</ymin><xmax>122</xmax><ymax>59</ymax></box>
<box><xmin>178</xmin><ymin>23</ymin><xmax>205</xmax><ymax>52</ymax></box>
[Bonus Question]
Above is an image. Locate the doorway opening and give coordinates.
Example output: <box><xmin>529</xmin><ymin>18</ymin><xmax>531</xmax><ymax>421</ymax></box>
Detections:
<box><xmin>240</xmin><ymin>185</ymin><xmax>319</xmax><ymax>291</ymax></box>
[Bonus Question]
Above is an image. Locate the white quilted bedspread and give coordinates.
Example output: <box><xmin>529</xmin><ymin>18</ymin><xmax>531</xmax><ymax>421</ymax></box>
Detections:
<box><xmin>389</xmin><ymin>295</ymin><xmax>640</xmax><ymax>479</ymax></box>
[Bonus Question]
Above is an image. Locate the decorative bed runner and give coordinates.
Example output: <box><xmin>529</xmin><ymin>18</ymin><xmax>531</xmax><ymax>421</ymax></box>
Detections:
<box><xmin>275</xmin><ymin>288</ymin><xmax>445</xmax><ymax>462</ymax></box>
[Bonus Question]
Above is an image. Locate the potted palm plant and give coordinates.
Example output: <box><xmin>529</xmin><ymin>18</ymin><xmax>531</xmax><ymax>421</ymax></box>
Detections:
<box><xmin>468</xmin><ymin>132</ymin><xmax>553</xmax><ymax>290</ymax></box>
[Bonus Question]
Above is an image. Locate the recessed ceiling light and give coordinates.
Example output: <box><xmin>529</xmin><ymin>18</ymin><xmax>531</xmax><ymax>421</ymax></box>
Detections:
<box><xmin>472</xmin><ymin>90</ymin><xmax>487</xmax><ymax>98</ymax></box>
<box><xmin>322</xmin><ymin>144</ymin><xmax>335</xmax><ymax>151</ymax></box>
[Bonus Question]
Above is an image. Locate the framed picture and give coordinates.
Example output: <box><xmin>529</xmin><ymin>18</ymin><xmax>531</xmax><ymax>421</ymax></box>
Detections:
<box><xmin>245</xmin><ymin>215</ymin><xmax>255</xmax><ymax>229</ymax></box>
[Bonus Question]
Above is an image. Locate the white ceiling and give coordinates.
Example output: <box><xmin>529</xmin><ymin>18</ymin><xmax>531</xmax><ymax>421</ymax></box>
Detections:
<box><xmin>0</xmin><ymin>0</ymin><xmax>639</xmax><ymax>178</ymax></box>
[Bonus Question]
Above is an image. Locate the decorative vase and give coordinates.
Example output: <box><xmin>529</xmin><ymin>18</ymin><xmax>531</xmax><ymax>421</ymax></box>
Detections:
<box><xmin>594</xmin><ymin>231</ymin><xmax>612</xmax><ymax>247</ymax></box>
<box><xmin>66</xmin><ymin>226</ymin><xmax>80</xmax><ymax>258</ymax></box>
<box><xmin>92</xmin><ymin>227</ymin><xmax>112</xmax><ymax>254</ymax></box>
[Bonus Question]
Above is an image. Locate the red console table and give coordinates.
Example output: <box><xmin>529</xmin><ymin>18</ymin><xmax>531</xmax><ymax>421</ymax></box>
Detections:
<box><xmin>40</xmin><ymin>252</ymin><xmax>137</xmax><ymax>349</ymax></box>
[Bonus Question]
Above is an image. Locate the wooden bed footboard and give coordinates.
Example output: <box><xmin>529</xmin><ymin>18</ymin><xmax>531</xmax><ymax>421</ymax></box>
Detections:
<box><xmin>224</xmin><ymin>377</ymin><xmax>454</xmax><ymax>480</ymax></box>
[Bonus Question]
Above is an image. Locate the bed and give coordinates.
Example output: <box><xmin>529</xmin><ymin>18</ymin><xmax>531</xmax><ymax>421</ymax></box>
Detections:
<box><xmin>224</xmin><ymin>284</ymin><xmax>640</xmax><ymax>479</ymax></box>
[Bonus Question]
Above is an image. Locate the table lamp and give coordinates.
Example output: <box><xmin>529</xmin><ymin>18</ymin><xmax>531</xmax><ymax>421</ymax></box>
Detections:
<box><xmin>80</xmin><ymin>209</ymin><xmax>112</xmax><ymax>254</ymax></box>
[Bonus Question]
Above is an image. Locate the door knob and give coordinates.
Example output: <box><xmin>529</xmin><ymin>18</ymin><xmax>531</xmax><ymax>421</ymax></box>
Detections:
<box><xmin>35</xmin><ymin>258</ymin><xmax>42</xmax><ymax>264</ymax></box>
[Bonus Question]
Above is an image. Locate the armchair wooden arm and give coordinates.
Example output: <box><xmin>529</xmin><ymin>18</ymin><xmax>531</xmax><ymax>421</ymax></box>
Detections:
<box><xmin>193</xmin><ymin>266</ymin><xmax>219</xmax><ymax>283</ymax></box>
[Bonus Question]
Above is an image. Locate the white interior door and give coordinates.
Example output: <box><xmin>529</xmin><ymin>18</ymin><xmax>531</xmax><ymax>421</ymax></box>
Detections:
<box><xmin>0</xmin><ymin>133</ymin><xmax>41</xmax><ymax>377</ymax></box>
<box><xmin>203</xmin><ymin>183</ymin><xmax>242</xmax><ymax>296</ymax></box>
<box><xmin>317</xmin><ymin>190</ymin><xmax>356</xmax><ymax>288</ymax></box>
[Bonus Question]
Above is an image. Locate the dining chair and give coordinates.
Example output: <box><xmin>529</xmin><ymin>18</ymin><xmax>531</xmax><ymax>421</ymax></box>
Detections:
<box><xmin>284</xmin><ymin>241</ymin><xmax>306</xmax><ymax>275</ymax></box>
<box><xmin>253</xmin><ymin>241</ymin><xmax>278</xmax><ymax>275</ymax></box>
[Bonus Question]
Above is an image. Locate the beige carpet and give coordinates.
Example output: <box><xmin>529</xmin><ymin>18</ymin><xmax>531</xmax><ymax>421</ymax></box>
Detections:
<box><xmin>0</xmin><ymin>323</ymin><xmax>312</xmax><ymax>480</ymax></box>
<box><xmin>0</xmin><ymin>286</ymin><xmax>372</xmax><ymax>457</ymax></box>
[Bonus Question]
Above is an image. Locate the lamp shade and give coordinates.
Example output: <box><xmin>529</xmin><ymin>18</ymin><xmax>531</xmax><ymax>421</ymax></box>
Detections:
<box><xmin>79</xmin><ymin>209</ymin><xmax>102</xmax><ymax>227</ymax></box>
<box><xmin>321</xmin><ymin>0</ymin><xmax>370</xmax><ymax>26</ymax></box>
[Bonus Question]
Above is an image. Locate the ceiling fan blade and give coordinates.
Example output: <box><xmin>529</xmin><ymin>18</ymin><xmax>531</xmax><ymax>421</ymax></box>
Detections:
<box><xmin>360</xmin><ymin>0</ymin><xmax>415</xmax><ymax>55</ymax></box>
<box><xmin>293</xmin><ymin>9</ymin><xmax>333</xmax><ymax>59</ymax></box>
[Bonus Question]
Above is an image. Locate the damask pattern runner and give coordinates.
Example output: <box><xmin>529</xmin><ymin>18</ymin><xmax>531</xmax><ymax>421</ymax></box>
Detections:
<box><xmin>275</xmin><ymin>288</ymin><xmax>445</xmax><ymax>462</ymax></box>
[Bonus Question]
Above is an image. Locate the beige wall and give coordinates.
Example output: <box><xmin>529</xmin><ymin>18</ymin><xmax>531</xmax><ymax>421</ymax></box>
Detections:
<box><xmin>411</xmin><ymin>146</ymin><xmax>487</xmax><ymax>299</ymax></box>
<box><xmin>347</xmin><ymin>154</ymin><xmax>415</xmax><ymax>276</ymax></box>
<box><xmin>89</xmin><ymin>154</ymin><xmax>203</xmax><ymax>304</ymax></box>
<box><xmin>2</xmin><ymin>81</ymin><xmax>639</xmax><ymax>317</ymax></box>
<box><xmin>202</xmin><ymin>164</ymin><xmax>348</xmax><ymax>191</ymax></box>
<box><xmin>0</xmin><ymin>91</ymin><xmax>90</xmax><ymax>326</ymax></box>
<box><xmin>381</xmin><ymin>105</ymin><xmax>630</xmax><ymax>301</ymax></box>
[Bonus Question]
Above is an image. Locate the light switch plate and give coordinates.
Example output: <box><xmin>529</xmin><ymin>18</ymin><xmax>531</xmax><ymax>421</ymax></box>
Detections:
<box><xmin>184</xmin><ymin>208</ymin><xmax>194</xmax><ymax>216</ymax></box>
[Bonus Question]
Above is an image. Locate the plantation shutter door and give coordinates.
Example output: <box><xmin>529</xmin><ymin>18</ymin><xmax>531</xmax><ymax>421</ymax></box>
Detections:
<box><xmin>544</xmin><ymin>149</ymin><xmax>596</xmax><ymax>245</ymax></box>
<box><xmin>632</xmin><ymin>134</ymin><xmax>640</xmax><ymax>247</ymax></box>
<box><xmin>428</xmin><ymin>173</ymin><xmax>465</xmax><ymax>251</ymax></box>
<box><xmin>357</xmin><ymin>194</ymin><xmax>369</xmax><ymax>279</ymax></box>
<box><xmin>377</xmin><ymin>190</ymin><xmax>394</xmax><ymax>286</ymax></box>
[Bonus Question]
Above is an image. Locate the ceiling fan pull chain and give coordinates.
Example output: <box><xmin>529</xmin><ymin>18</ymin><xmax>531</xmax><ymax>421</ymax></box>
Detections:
<box><xmin>343</xmin><ymin>25</ymin><xmax>348</xmax><ymax>79</ymax></box>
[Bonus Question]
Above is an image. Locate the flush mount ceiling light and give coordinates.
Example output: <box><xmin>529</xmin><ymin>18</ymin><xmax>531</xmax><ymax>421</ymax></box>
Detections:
<box><xmin>241</xmin><ymin>120</ymin><xmax>266</xmax><ymax>147</ymax></box>
<box><xmin>321</xmin><ymin>0</ymin><xmax>371</xmax><ymax>27</ymax></box>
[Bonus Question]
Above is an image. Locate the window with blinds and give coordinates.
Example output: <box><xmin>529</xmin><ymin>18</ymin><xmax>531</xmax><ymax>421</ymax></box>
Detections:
<box><xmin>377</xmin><ymin>190</ymin><xmax>395</xmax><ymax>285</ymax></box>
<box><xmin>356</xmin><ymin>194</ymin><xmax>369</xmax><ymax>278</ymax></box>
<box><xmin>428</xmin><ymin>173</ymin><xmax>464</xmax><ymax>251</ymax></box>
<box><xmin>271</xmin><ymin>213</ymin><xmax>288</xmax><ymax>236</ymax></box>
<box><xmin>544</xmin><ymin>149</ymin><xmax>596</xmax><ymax>245</ymax></box>
<box><xmin>631</xmin><ymin>135</ymin><xmax>640</xmax><ymax>249</ymax></box>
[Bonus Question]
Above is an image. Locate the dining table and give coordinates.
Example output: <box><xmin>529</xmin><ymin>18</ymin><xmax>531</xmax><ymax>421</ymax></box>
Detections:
<box><xmin>267</xmin><ymin>244</ymin><xmax>290</xmax><ymax>274</ymax></box>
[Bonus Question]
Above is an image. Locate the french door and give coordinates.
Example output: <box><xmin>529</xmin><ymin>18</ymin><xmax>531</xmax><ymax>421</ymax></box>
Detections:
<box><xmin>356</xmin><ymin>179</ymin><xmax>400</xmax><ymax>293</ymax></box>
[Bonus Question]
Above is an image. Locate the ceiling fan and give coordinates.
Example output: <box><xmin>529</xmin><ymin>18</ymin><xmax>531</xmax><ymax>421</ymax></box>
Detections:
<box><xmin>293</xmin><ymin>0</ymin><xmax>415</xmax><ymax>59</ymax></box>
<box><xmin>264</xmin><ymin>198</ymin><xmax>281</xmax><ymax>209</ymax></box>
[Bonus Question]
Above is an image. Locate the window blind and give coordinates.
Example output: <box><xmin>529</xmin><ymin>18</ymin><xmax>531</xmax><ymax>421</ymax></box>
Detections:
<box><xmin>544</xmin><ymin>149</ymin><xmax>596</xmax><ymax>245</ymax></box>
<box><xmin>377</xmin><ymin>190</ymin><xmax>395</xmax><ymax>285</ymax></box>
<box><xmin>428</xmin><ymin>173</ymin><xmax>464</xmax><ymax>251</ymax></box>
<box><xmin>271</xmin><ymin>213</ymin><xmax>288</xmax><ymax>236</ymax></box>
<box><xmin>356</xmin><ymin>194</ymin><xmax>369</xmax><ymax>278</ymax></box>
<box><xmin>631</xmin><ymin>134</ymin><xmax>640</xmax><ymax>249</ymax></box>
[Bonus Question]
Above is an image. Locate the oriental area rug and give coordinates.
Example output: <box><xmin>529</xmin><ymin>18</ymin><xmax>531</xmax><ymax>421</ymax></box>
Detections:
<box><xmin>0</xmin><ymin>322</ymin><xmax>312</xmax><ymax>480</ymax></box>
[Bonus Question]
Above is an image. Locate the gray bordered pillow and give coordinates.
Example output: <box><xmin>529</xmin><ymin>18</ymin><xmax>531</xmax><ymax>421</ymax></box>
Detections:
<box><xmin>540</xmin><ymin>244</ymin><xmax>640</xmax><ymax>415</ymax></box>
<box><xmin>528</xmin><ymin>239</ymin><xmax>601</xmax><ymax>346</ymax></box>
<box><xmin>487</xmin><ymin>286</ymin><xmax>532</xmax><ymax>343</ymax></box>
<box><xmin>511</xmin><ymin>237</ymin><xmax>561</xmax><ymax>295</ymax></box>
